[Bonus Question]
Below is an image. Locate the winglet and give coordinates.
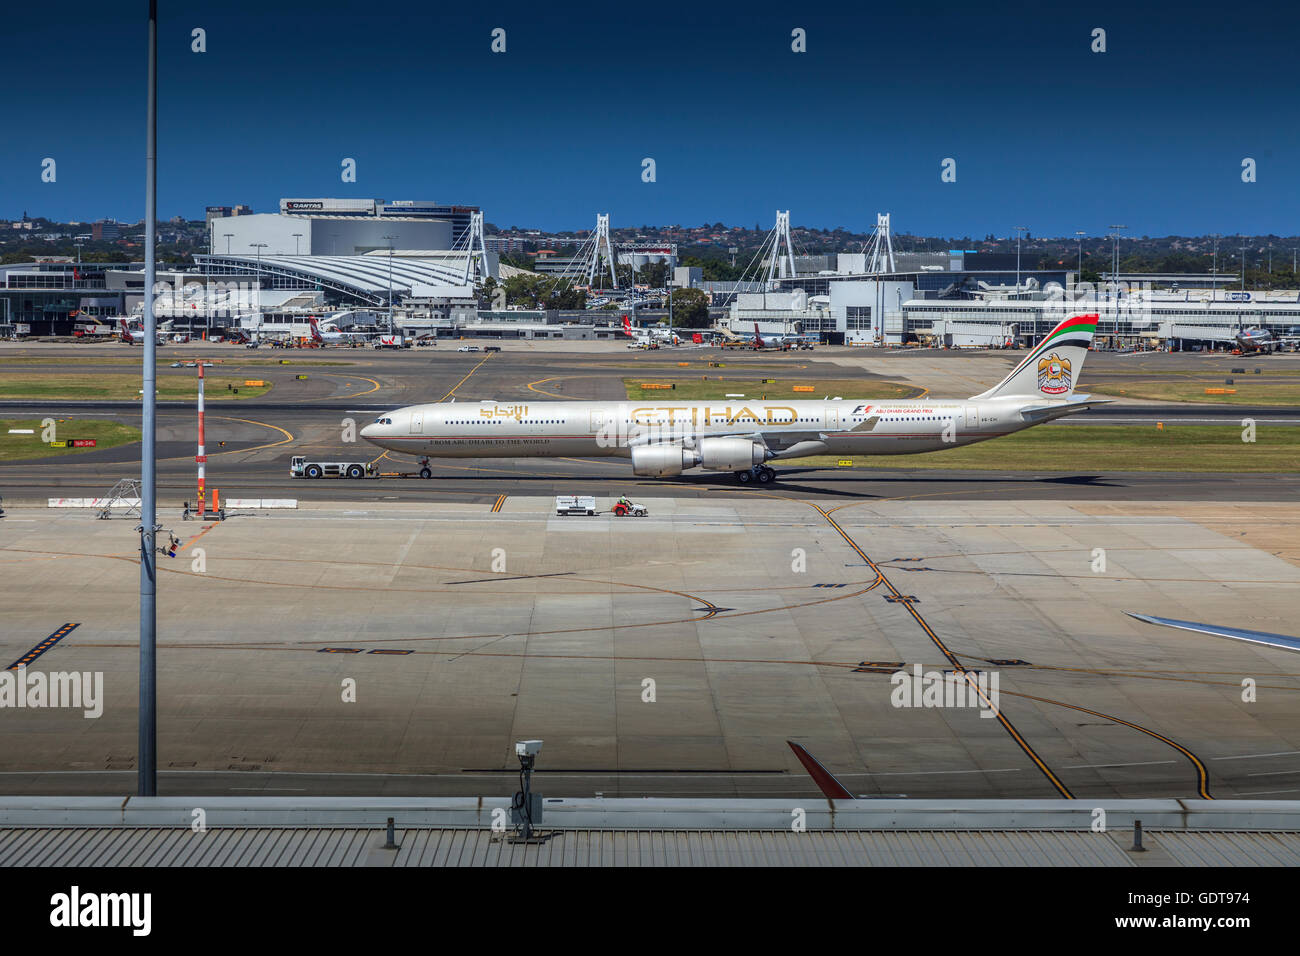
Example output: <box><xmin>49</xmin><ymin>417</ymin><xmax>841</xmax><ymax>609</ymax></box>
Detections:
<box><xmin>787</xmin><ymin>740</ymin><xmax>854</xmax><ymax>800</ymax></box>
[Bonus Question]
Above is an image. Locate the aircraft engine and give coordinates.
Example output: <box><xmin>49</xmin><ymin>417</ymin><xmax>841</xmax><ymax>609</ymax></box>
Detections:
<box><xmin>631</xmin><ymin>444</ymin><xmax>701</xmax><ymax>477</ymax></box>
<box><xmin>698</xmin><ymin>437</ymin><xmax>767</xmax><ymax>471</ymax></box>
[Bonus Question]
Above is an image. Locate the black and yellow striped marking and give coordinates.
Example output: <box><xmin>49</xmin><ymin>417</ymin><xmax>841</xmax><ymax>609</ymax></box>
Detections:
<box><xmin>491</xmin><ymin>494</ymin><xmax>507</xmax><ymax>513</ymax></box>
<box><xmin>1005</xmin><ymin>690</ymin><xmax>1214</xmax><ymax>800</ymax></box>
<box><xmin>6</xmin><ymin>623</ymin><xmax>80</xmax><ymax>671</ymax></box>
<box><xmin>809</xmin><ymin>503</ymin><xmax>1077</xmax><ymax>799</ymax></box>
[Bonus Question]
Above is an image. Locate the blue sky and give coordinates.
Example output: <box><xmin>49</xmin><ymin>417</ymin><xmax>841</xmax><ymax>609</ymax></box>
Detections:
<box><xmin>5</xmin><ymin>0</ymin><xmax>1298</xmax><ymax>237</ymax></box>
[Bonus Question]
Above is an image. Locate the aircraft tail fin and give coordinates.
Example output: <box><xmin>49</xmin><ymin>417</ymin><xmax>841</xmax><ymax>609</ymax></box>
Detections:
<box><xmin>970</xmin><ymin>313</ymin><xmax>1097</xmax><ymax>400</ymax></box>
<box><xmin>786</xmin><ymin>740</ymin><xmax>853</xmax><ymax>801</ymax></box>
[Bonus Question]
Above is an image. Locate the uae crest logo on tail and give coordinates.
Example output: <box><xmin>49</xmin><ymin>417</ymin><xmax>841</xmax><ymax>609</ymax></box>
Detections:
<box><xmin>1037</xmin><ymin>352</ymin><xmax>1071</xmax><ymax>394</ymax></box>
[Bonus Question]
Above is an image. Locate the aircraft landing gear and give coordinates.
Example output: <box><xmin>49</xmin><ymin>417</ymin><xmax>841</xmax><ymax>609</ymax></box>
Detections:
<box><xmin>735</xmin><ymin>466</ymin><xmax>776</xmax><ymax>485</ymax></box>
<box><xmin>419</xmin><ymin>458</ymin><xmax>432</xmax><ymax>479</ymax></box>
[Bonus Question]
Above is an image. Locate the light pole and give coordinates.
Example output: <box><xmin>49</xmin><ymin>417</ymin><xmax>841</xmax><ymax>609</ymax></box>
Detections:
<box><xmin>292</xmin><ymin>232</ymin><xmax>302</xmax><ymax>256</ymax></box>
<box><xmin>1014</xmin><ymin>226</ymin><xmax>1027</xmax><ymax>294</ymax></box>
<box><xmin>1106</xmin><ymin>225</ymin><xmax>1126</xmax><ymax>346</ymax></box>
<box><xmin>1239</xmin><ymin>238</ymin><xmax>1248</xmax><ymax>337</ymax></box>
<box><xmin>667</xmin><ymin>267</ymin><xmax>675</xmax><ymax>335</ymax></box>
<box><xmin>139</xmin><ymin>0</ymin><xmax>159</xmax><ymax>798</ymax></box>
<box><xmin>1211</xmin><ymin>233</ymin><xmax>1220</xmax><ymax>299</ymax></box>
<box><xmin>1107</xmin><ymin>225</ymin><xmax>1126</xmax><ymax>297</ymax></box>
<box><xmin>382</xmin><ymin>234</ymin><xmax>397</xmax><ymax>334</ymax></box>
<box><xmin>1074</xmin><ymin>230</ymin><xmax>1085</xmax><ymax>287</ymax></box>
<box><xmin>250</xmin><ymin>242</ymin><xmax>267</xmax><ymax>338</ymax></box>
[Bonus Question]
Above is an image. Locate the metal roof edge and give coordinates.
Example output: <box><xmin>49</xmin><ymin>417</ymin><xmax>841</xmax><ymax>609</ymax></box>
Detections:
<box><xmin>1</xmin><ymin>796</ymin><xmax>1298</xmax><ymax>831</ymax></box>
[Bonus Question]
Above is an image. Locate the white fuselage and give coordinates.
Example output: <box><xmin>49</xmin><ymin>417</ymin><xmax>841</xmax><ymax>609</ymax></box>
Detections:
<box><xmin>359</xmin><ymin>396</ymin><xmax>1065</xmax><ymax>464</ymax></box>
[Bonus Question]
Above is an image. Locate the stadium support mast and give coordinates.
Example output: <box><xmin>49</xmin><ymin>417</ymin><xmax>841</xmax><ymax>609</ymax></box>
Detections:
<box><xmin>462</xmin><ymin>211</ymin><xmax>490</xmax><ymax>284</ymax></box>
<box><xmin>587</xmin><ymin>214</ymin><xmax>618</xmax><ymax>289</ymax></box>
<box><xmin>764</xmin><ymin>211</ymin><xmax>797</xmax><ymax>287</ymax></box>
<box><xmin>865</xmin><ymin>213</ymin><xmax>897</xmax><ymax>274</ymax></box>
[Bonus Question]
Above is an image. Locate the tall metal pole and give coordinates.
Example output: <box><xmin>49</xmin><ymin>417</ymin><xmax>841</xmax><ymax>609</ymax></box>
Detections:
<box><xmin>1074</xmin><ymin>231</ymin><xmax>1085</xmax><ymax>285</ymax></box>
<box><xmin>382</xmin><ymin>235</ymin><xmax>397</xmax><ymax>334</ymax></box>
<box><xmin>1014</xmin><ymin>226</ymin><xmax>1026</xmax><ymax>293</ymax></box>
<box><xmin>1107</xmin><ymin>224</ymin><xmax>1126</xmax><ymax>343</ymax></box>
<box><xmin>250</xmin><ymin>242</ymin><xmax>266</xmax><ymax>339</ymax></box>
<box><xmin>1211</xmin><ymin>234</ymin><xmax>1219</xmax><ymax>299</ymax></box>
<box><xmin>1239</xmin><ymin>238</ymin><xmax>1247</xmax><ymax>335</ymax></box>
<box><xmin>197</xmin><ymin>362</ymin><xmax>206</xmax><ymax>519</ymax></box>
<box><xmin>667</xmin><ymin>270</ymin><xmax>674</xmax><ymax>335</ymax></box>
<box><xmin>138</xmin><ymin>0</ymin><xmax>158</xmax><ymax>798</ymax></box>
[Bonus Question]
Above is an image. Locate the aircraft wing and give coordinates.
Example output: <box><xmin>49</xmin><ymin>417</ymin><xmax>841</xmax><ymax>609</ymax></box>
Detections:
<box><xmin>1125</xmin><ymin>611</ymin><xmax>1300</xmax><ymax>653</ymax></box>
<box><xmin>712</xmin><ymin>428</ymin><xmax>825</xmax><ymax>453</ymax></box>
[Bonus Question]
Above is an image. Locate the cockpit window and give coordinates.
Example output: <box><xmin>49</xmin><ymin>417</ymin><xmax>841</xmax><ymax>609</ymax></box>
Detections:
<box><xmin>372</xmin><ymin>417</ymin><xmax>393</xmax><ymax>425</ymax></box>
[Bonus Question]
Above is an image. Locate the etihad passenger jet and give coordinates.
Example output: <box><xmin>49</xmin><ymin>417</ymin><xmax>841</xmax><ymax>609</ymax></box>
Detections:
<box><xmin>360</xmin><ymin>313</ymin><xmax>1105</xmax><ymax>482</ymax></box>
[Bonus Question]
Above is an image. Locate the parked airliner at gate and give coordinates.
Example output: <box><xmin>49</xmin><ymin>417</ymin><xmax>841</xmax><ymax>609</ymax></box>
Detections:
<box><xmin>359</xmin><ymin>314</ymin><xmax>1105</xmax><ymax>482</ymax></box>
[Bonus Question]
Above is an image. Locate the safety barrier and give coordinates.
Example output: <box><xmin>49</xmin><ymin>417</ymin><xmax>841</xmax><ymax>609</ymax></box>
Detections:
<box><xmin>48</xmin><ymin>498</ymin><xmax>140</xmax><ymax>508</ymax></box>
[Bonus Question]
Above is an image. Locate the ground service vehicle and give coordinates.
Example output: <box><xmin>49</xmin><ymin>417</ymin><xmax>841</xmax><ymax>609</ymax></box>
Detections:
<box><xmin>555</xmin><ymin>495</ymin><xmax>597</xmax><ymax>515</ymax></box>
<box><xmin>289</xmin><ymin>456</ymin><xmax>374</xmax><ymax>479</ymax></box>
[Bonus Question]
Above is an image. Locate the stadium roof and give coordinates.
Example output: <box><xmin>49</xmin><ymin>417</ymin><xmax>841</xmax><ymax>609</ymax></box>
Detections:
<box><xmin>194</xmin><ymin>254</ymin><xmax>475</xmax><ymax>306</ymax></box>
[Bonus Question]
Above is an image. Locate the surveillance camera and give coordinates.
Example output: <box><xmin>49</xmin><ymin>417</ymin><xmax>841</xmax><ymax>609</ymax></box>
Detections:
<box><xmin>515</xmin><ymin>739</ymin><xmax>543</xmax><ymax>758</ymax></box>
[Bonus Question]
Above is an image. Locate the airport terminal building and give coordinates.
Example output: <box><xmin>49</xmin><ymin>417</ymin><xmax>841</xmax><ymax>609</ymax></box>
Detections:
<box><xmin>722</xmin><ymin>251</ymin><xmax>1300</xmax><ymax>349</ymax></box>
<box><xmin>4</xmin><ymin>228</ymin><xmax>1299</xmax><ymax>349</ymax></box>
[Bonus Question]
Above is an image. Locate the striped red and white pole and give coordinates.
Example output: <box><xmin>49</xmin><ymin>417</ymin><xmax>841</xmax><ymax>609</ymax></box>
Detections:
<box><xmin>197</xmin><ymin>361</ymin><xmax>206</xmax><ymax>519</ymax></box>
